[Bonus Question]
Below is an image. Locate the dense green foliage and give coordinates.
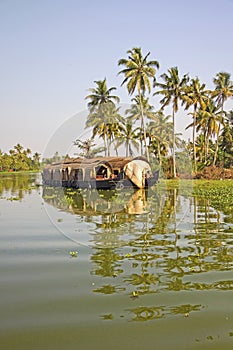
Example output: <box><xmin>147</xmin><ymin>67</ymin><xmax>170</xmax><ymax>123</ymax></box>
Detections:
<box><xmin>84</xmin><ymin>47</ymin><xmax>233</xmax><ymax>177</ymax></box>
<box><xmin>0</xmin><ymin>144</ymin><xmax>40</xmax><ymax>172</ymax></box>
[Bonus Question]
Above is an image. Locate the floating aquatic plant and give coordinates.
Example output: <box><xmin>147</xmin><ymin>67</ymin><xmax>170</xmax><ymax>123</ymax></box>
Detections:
<box><xmin>69</xmin><ymin>251</ymin><xmax>78</xmax><ymax>257</ymax></box>
<box><xmin>7</xmin><ymin>196</ymin><xmax>20</xmax><ymax>201</ymax></box>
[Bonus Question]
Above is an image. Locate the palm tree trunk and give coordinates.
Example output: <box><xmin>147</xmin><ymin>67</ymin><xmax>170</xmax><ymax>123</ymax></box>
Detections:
<box><xmin>113</xmin><ymin>139</ymin><xmax>118</xmax><ymax>156</ymax></box>
<box><xmin>213</xmin><ymin>123</ymin><xmax>220</xmax><ymax>166</ymax></box>
<box><xmin>205</xmin><ymin>133</ymin><xmax>209</xmax><ymax>163</ymax></box>
<box><xmin>139</xmin><ymin>93</ymin><xmax>149</xmax><ymax>161</ymax></box>
<box><xmin>193</xmin><ymin>108</ymin><xmax>197</xmax><ymax>173</ymax></box>
<box><xmin>158</xmin><ymin>141</ymin><xmax>162</xmax><ymax>166</ymax></box>
<box><xmin>103</xmin><ymin>133</ymin><xmax>107</xmax><ymax>157</ymax></box>
<box><xmin>126</xmin><ymin>139</ymin><xmax>129</xmax><ymax>157</ymax></box>
<box><xmin>172</xmin><ymin>108</ymin><xmax>177</xmax><ymax>178</ymax></box>
<box><xmin>107</xmin><ymin>136</ymin><xmax>111</xmax><ymax>156</ymax></box>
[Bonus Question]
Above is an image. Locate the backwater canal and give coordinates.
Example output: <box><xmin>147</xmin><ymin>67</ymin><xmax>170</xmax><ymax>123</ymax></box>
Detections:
<box><xmin>0</xmin><ymin>172</ymin><xmax>232</xmax><ymax>350</ymax></box>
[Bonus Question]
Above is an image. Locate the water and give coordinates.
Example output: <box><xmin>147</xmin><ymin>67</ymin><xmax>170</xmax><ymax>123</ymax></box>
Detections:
<box><xmin>0</xmin><ymin>172</ymin><xmax>232</xmax><ymax>350</ymax></box>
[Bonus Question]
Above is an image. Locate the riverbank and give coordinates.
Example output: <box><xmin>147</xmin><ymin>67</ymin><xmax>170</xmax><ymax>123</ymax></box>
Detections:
<box><xmin>195</xmin><ymin>166</ymin><xmax>233</xmax><ymax>179</ymax></box>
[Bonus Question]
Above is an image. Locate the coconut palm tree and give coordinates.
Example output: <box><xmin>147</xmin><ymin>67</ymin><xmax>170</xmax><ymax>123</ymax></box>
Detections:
<box><xmin>87</xmin><ymin>103</ymin><xmax>124</xmax><ymax>156</ymax></box>
<box><xmin>118</xmin><ymin>47</ymin><xmax>159</xmax><ymax>160</ymax></box>
<box><xmin>32</xmin><ymin>152</ymin><xmax>41</xmax><ymax>169</ymax></box>
<box><xmin>212</xmin><ymin>72</ymin><xmax>233</xmax><ymax>110</ymax></box>
<box><xmin>125</xmin><ymin>95</ymin><xmax>155</xmax><ymax>155</ymax></box>
<box><xmin>147</xmin><ymin>110</ymin><xmax>173</xmax><ymax>165</ymax></box>
<box><xmin>85</xmin><ymin>79</ymin><xmax>120</xmax><ymax>156</ymax></box>
<box><xmin>183</xmin><ymin>77</ymin><xmax>209</xmax><ymax>173</ymax></box>
<box><xmin>211</xmin><ymin>72</ymin><xmax>233</xmax><ymax>165</ymax></box>
<box><xmin>73</xmin><ymin>138</ymin><xmax>105</xmax><ymax>158</ymax></box>
<box><xmin>219</xmin><ymin>121</ymin><xmax>233</xmax><ymax>167</ymax></box>
<box><xmin>194</xmin><ymin>134</ymin><xmax>206</xmax><ymax>166</ymax></box>
<box><xmin>195</xmin><ymin>99</ymin><xmax>223</xmax><ymax>163</ymax></box>
<box><xmin>85</xmin><ymin>78</ymin><xmax>120</xmax><ymax>111</ymax></box>
<box><xmin>116</xmin><ymin>121</ymin><xmax>139</xmax><ymax>157</ymax></box>
<box><xmin>154</xmin><ymin>67</ymin><xmax>189</xmax><ymax>177</ymax></box>
<box><xmin>14</xmin><ymin>143</ymin><xmax>24</xmax><ymax>155</ymax></box>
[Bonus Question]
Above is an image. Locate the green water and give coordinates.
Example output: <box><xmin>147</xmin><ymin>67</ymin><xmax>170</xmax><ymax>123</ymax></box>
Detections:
<box><xmin>0</xmin><ymin>173</ymin><xmax>232</xmax><ymax>350</ymax></box>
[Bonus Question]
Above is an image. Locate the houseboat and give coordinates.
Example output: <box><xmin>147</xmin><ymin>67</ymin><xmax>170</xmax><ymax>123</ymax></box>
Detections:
<box><xmin>42</xmin><ymin>156</ymin><xmax>159</xmax><ymax>190</ymax></box>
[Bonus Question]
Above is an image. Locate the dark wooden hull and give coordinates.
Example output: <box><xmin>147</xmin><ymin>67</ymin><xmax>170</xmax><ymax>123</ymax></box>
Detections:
<box><xmin>43</xmin><ymin>170</ymin><xmax>159</xmax><ymax>190</ymax></box>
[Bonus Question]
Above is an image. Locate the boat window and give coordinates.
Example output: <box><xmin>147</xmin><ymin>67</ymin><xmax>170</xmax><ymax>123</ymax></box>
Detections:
<box><xmin>96</xmin><ymin>165</ymin><xmax>108</xmax><ymax>178</ymax></box>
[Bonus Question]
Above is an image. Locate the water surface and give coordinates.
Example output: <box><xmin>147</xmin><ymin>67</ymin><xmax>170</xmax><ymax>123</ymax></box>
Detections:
<box><xmin>0</xmin><ymin>173</ymin><xmax>232</xmax><ymax>350</ymax></box>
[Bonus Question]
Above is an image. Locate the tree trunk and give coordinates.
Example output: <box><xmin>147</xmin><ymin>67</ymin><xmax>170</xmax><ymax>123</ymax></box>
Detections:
<box><xmin>158</xmin><ymin>141</ymin><xmax>162</xmax><ymax>166</ymax></box>
<box><xmin>139</xmin><ymin>93</ymin><xmax>149</xmax><ymax>161</ymax></box>
<box><xmin>193</xmin><ymin>107</ymin><xmax>197</xmax><ymax>173</ymax></box>
<box><xmin>213</xmin><ymin>123</ymin><xmax>220</xmax><ymax>166</ymax></box>
<box><xmin>126</xmin><ymin>140</ymin><xmax>129</xmax><ymax>157</ymax></box>
<box><xmin>172</xmin><ymin>108</ymin><xmax>177</xmax><ymax>178</ymax></box>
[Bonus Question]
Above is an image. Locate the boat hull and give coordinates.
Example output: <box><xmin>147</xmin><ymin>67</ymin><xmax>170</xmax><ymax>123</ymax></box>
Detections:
<box><xmin>43</xmin><ymin>170</ymin><xmax>159</xmax><ymax>190</ymax></box>
<box><xmin>42</xmin><ymin>157</ymin><xmax>159</xmax><ymax>190</ymax></box>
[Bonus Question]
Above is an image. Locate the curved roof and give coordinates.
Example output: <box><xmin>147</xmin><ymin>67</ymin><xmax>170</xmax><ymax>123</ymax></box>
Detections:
<box><xmin>44</xmin><ymin>156</ymin><xmax>148</xmax><ymax>171</ymax></box>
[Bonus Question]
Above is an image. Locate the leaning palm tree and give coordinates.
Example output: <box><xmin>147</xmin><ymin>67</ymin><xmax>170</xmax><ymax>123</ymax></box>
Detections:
<box><xmin>85</xmin><ymin>79</ymin><xmax>120</xmax><ymax>156</ymax></box>
<box><xmin>183</xmin><ymin>77</ymin><xmax>209</xmax><ymax>173</ymax></box>
<box><xmin>154</xmin><ymin>67</ymin><xmax>189</xmax><ymax>177</ymax></box>
<box><xmin>118</xmin><ymin>47</ymin><xmax>159</xmax><ymax>160</ymax></box>
<box><xmin>211</xmin><ymin>72</ymin><xmax>233</xmax><ymax>165</ymax></box>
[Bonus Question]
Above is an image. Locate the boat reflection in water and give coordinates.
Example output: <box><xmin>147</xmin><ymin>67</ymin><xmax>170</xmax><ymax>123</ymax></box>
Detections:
<box><xmin>42</xmin><ymin>186</ymin><xmax>151</xmax><ymax>216</ymax></box>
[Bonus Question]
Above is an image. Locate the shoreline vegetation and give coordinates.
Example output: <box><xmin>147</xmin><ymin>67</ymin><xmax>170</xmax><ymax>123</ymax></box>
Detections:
<box><xmin>1</xmin><ymin>47</ymin><xmax>233</xmax><ymax>179</ymax></box>
<box><xmin>0</xmin><ymin>144</ymin><xmax>40</xmax><ymax>172</ymax></box>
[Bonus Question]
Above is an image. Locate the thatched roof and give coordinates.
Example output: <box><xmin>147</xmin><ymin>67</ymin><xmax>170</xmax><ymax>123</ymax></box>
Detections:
<box><xmin>44</xmin><ymin>156</ymin><xmax>149</xmax><ymax>171</ymax></box>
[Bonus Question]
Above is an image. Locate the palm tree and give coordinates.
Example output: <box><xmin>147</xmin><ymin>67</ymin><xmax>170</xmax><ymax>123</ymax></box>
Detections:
<box><xmin>107</xmin><ymin>117</ymin><xmax>125</xmax><ymax>156</ymax></box>
<box><xmin>212</xmin><ymin>72</ymin><xmax>233</xmax><ymax>109</ymax></box>
<box><xmin>194</xmin><ymin>134</ymin><xmax>206</xmax><ymax>166</ymax></box>
<box><xmin>73</xmin><ymin>138</ymin><xmax>104</xmax><ymax>158</ymax></box>
<box><xmin>118</xmin><ymin>47</ymin><xmax>159</xmax><ymax>160</ymax></box>
<box><xmin>154</xmin><ymin>67</ymin><xmax>189</xmax><ymax>177</ymax></box>
<box><xmin>32</xmin><ymin>152</ymin><xmax>41</xmax><ymax>169</ymax></box>
<box><xmin>85</xmin><ymin>78</ymin><xmax>120</xmax><ymax>111</ymax></box>
<box><xmin>211</xmin><ymin>72</ymin><xmax>233</xmax><ymax>165</ymax></box>
<box><xmin>116</xmin><ymin>121</ymin><xmax>139</xmax><ymax>157</ymax></box>
<box><xmin>147</xmin><ymin>110</ymin><xmax>173</xmax><ymax>165</ymax></box>
<box><xmin>183</xmin><ymin>77</ymin><xmax>209</xmax><ymax>173</ymax></box>
<box><xmin>195</xmin><ymin>99</ymin><xmax>223</xmax><ymax>163</ymax></box>
<box><xmin>14</xmin><ymin>143</ymin><xmax>23</xmax><ymax>154</ymax></box>
<box><xmin>219</xmin><ymin>121</ymin><xmax>233</xmax><ymax>167</ymax></box>
<box><xmin>85</xmin><ymin>79</ymin><xmax>120</xmax><ymax>156</ymax></box>
<box><xmin>87</xmin><ymin>103</ymin><xmax>123</xmax><ymax>156</ymax></box>
<box><xmin>126</xmin><ymin>95</ymin><xmax>155</xmax><ymax>155</ymax></box>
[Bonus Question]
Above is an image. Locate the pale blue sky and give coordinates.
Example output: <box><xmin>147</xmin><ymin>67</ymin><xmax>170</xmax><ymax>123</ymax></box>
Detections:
<box><xmin>1</xmin><ymin>0</ymin><xmax>233</xmax><ymax>156</ymax></box>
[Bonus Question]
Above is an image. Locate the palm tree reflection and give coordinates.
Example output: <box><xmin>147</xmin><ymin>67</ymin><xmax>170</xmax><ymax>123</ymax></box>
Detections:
<box><xmin>42</xmin><ymin>182</ymin><xmax>233</xmax><ymax>320</ymax></box>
